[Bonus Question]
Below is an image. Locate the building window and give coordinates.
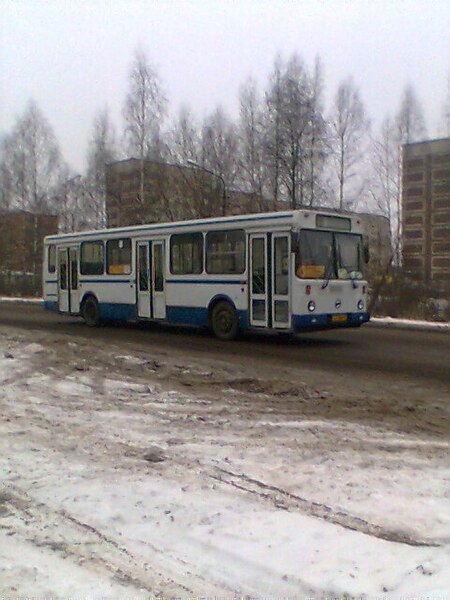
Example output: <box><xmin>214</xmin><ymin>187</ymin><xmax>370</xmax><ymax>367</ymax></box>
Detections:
<box><xmin>80</xmin><ymin>241</ymin><xmax>104</xmax><ymax>275</ymax></box>
<box><xmin>107</xmin><ymin>238</ymin><xmax>132</xmax><ymax>274</ymax></box>
<box><xmin>48</xmin><ymin>245</ymin><xmax>56</xmax><ymax>273</ymax></box>
<box><xmin>206</xmin><ymin>230</ymin><xmax>245</xmax><ymax>274</ymax></box>
<box><xmin>170</xmin><ymin>233</ymin><xmax>203</xmax><ymax>275</ymax></box>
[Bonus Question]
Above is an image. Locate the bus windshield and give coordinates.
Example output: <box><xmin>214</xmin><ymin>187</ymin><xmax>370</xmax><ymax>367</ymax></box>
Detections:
<box><xmin>295</xmin><ymin>230</ymin><xmax>363</xmax><ymax>280</ymax></box>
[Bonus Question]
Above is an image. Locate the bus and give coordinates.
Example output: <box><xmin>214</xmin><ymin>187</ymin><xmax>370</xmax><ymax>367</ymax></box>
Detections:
<box><xmin>43</xmin><ymin>209</ymin><xmax>370</xmax><ymax>340</ymax></box>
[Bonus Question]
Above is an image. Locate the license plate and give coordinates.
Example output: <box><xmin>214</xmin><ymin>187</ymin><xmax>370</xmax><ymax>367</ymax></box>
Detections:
<box><xmin>332</xmin><ymin>314</ymin><xmax>347</xmax><ymax>323</ymax></box>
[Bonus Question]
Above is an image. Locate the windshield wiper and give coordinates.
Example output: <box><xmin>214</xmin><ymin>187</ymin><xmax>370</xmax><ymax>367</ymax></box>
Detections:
<box><xmin>321</xmin><ymin>250</ymin><xmax>335</xmax><ymax>289</ymax></box>
<box><xmin>337</xmin><ymin>245</ymin><xmax>358</xmax><ymax>289</ymax></box>
<box><xmin>340</xmin><ymin>263</ymin><xmax>359</xmax><ymax>288</ymax></box>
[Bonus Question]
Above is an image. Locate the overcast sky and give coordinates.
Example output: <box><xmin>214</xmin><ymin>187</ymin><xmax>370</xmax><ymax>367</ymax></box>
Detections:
<box><xmin>1</xmin><ymin>0</ymin><xmax>449</xmax><ymax>171</ymax></box>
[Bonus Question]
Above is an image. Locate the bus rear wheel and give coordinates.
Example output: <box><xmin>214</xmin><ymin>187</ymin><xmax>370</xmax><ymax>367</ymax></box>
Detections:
<box><xmin>211</xmin><ymin>301</ymin><xmax>239</xmax><ymax>341</ymax></box>
<box><xmin>82</xmin><ymin>296</ymin><xmax>101</xmax><ymax>327</ymax></box>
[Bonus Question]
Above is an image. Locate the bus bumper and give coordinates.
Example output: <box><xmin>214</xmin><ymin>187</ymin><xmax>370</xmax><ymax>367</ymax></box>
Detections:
<box><xmin>292</xmin><ymin>312</ymin><xmax>370</xmax><ymax>331</ymax></box>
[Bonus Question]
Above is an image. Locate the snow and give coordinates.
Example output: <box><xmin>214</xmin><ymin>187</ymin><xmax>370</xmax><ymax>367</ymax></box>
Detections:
<box><xmin>0</xmin><ymin>331</ymin><xmax>449</xmax><ymax>597</ymax></box>
<box><xmin>1</xmin><ymin>535</ymin><xmax>133</xmax><ymax>598</ymax></box>
<box><xmin>0</xmin><ymin>296</ymin><xmax>42</xmax><ymax>304</ymax></box>
<box><xmin>370</xmin><ymin>316</ymin><xmax>449</xmax><ymax>331</ymax></box>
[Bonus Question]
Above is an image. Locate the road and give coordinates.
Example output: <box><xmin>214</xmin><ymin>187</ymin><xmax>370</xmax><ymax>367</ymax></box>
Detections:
<box><xmin>0</xmin><ymin>302</ymin><xmax>448</xmax><ymax>386</ymax></box>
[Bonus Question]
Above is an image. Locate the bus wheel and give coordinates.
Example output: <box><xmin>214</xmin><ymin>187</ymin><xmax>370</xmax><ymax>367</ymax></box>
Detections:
<box><xmin>211</xmin><ymin>301</ymin><xmax>239</xmax><ymax>341</ymax></box>
<box><xmin>82</xmin><ymin>296</ymin><xmax>101</xmax><ymax>327</ymax></box>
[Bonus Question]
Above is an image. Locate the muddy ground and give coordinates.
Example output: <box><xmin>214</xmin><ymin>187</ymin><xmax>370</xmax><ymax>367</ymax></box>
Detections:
<box><xmin>0</xmin><ymin>313</ymin><xmax>449</xmax><ymax>596</ymax></box>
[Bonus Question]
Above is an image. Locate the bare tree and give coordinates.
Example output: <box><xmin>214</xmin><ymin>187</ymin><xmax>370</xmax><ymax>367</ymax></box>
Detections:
<box><xmin>370</xmin><ymin>117</ymin><xmax>401</xmax><ymax>255</ymax></box>
<box><xmin>307</xmin><ymin>56</ymin><xmax>328</xmax><ymax>207</ymax></box>
<box><xmin>0</xmin><ymin>100</ymin><xmax>63</xmax><ymax>213</ymax></box>
<box><xmin>263</xmin><ymin>54</ymin><xmax>328</xmax><ymax>210</ymax></box>
<box><xmin>396</xmin><ymin>83</ymin><xmax>427</xmax><ymax>144</ymax></box>
<box><xmin>85</xmin><ymin>107</ymin><xmax>118</xmax><ymax>228</ymax></box>
<box><xmin>329</xmin><ymin>77</ymin><xmax>370</xmax><ymax>210</ymax></box>
<box><xmin>168</xmin><ymin>106</ymin><xmax>214</xmax><ymax>219</ymax></box>
<box><xmin>0</xmin><ymin>136</ymin><xmax>14</xmax><ymax>212</ymax></box>
<box><xmin>277</xmin><ymin>54</ymin><xmax>315</xmax><ymax>209</ymax></box>
<box><xmin>201</xmin><ymin>107</ymin><xmax>239</xmax><ymax>215</ymax></box>
<box><xmin>264</xmin><ymin>56</ymin><xmax>284</xmax><ymax>209</ymax></box>
<box><xmin>123</xmin><ymin>48</ymin><xmax>167</xmax><ymax>221</ymax></box>
<box><xmin>442</xmin><ymin>73</ymin><xmax>450</xmax><ymax>136</ymax></box>
<box><xmin>169</xmin><ymin>105</ymin><xmax>201</xmax><ymax>165</ymax></box>
<box><xmin>238</xmin><ymin>78</ymin><xmax>267</xmax><ymax>208</ymax></box>
<box><xmin>55</xmin><ymin>170</ymin><xmax>85</xmax><ymax>233</ymax></box>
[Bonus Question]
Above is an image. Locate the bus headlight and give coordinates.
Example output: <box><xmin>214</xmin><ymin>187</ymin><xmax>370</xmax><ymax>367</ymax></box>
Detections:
<box><xmin>357</xmin><ymin>300</ymin><xmax>364</xmax><ymax>310</ymax></box>
<box><xmin>308</xmin><ymin>300</ymin><xmax>316</xmax><ymax>312</ymax></box>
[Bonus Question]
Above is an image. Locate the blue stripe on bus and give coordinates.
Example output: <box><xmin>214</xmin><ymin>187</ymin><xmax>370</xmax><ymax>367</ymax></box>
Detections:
<box><xmin>166</xmin><ymin>306</ymin><xmax>249</xmax><ymax>328</ymax></box>
<box><xmin>48</xmin><ymin>278</ymin><xmax>245</xmax><ymax>285</ymax></box>
<box><xmin>292</xmin><ymin>312</ymin><xmax>369</xmax><ymax>329</ymax></box>
<box><xmin>80</xmin><ymin>279</ymin><xmax>132</xmax><ymax>284</ymax></box>
<box><xmin>43</xmin><ymin>299</ymin><xmax>369</xmax><ymax>332</ymax></box>
<box><xmin>166</xmin><ymin>306</ymin><xmax>208</xmax><ymax>326</ymax></box>
<box><xmin>44</xmin><ymin>301</ymin><xmax>58</xmax><ymax>312</ymax></box>
<box><xmin>99</xmin><ymin>303</ymin><xmax>137</xmax><ymax>321</ymax></box>
<box><xmin>45</xmin><ymin>213</ymin><xmax>293</xmax><ymax>242</ymax></box>
<box><xmin>166</xmin><ymin>279</ymin><xmax>245</xmax><ymax>285</ymax></box>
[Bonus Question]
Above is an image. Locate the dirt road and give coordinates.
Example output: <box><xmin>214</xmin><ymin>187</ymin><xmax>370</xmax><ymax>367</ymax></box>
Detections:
<box><xmin>1</xmin><ymin>302</ymin><xmax>449</xmax><ymax>385</ymax></box>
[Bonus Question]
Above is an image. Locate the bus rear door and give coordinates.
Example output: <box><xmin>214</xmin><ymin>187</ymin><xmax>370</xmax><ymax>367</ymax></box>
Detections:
<box><xmin>137</xmin><ymin>240</ymin><xmax>166</xmax><ymax>320</ymax></box>
<box><xmin>57</xmin><ymin>247</ymin><xmax>80</xmax><ymax>314</ymax></box>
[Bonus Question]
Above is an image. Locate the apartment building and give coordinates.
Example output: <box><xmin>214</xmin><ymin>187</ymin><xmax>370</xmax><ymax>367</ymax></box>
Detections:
<box><xmin>0</xmin><ymin>210</ymin><xmax>58</xmax><ymax>295</ymax></box>
<box><xmin>402</xmin><ymin>137</ymin><xmax>450</xmax><ymax>292</ymax></box>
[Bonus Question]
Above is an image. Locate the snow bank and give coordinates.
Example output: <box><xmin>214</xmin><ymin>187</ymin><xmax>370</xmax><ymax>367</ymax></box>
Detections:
<box><xmin>371</xmin><ymin>316</ymin><xmax>449</xmax><ymax>331</ymax></box>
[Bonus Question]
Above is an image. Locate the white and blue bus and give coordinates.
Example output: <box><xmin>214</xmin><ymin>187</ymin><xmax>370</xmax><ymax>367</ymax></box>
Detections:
<box><xmin>43</xmin><ymin>209</ymin><xmax>370</xmax><ymax>339</ymax></box>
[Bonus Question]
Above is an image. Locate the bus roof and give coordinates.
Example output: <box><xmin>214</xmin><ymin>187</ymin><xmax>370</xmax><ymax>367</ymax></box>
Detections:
<box><xmin>44</xmin><ymin>208</ymin><xmax>360</xmax><ymax>243</ymax></box>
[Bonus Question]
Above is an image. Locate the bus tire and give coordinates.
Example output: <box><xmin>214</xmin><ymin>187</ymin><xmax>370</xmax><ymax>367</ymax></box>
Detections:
<box><xmin>82</xmin><ymin>296</ymin><xmax>101</xmax><ymax>327</ymax></box>
<box><xmin>211</xmin><ymin>301</ymin><xmax>239</xmax><ymax>341</ymax></box>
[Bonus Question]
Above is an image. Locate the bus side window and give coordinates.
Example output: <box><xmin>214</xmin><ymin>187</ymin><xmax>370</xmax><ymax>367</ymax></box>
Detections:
<box><xmin>170</xmin><ymin>233</ymin><xmax>203</xmax><ymax>275</ymax></box>
<box><xmin>80</xmin><ymin>241</ymin><xmax>104</xmax><ymax>275</ymax></box>
<box><xmin>107</xmin><ymin>238</ymin><xmax>131</xmax><ymax>275</ymax></box>
<box><xmin>206</xmin><ymin>229</ymin><xmax>245</xmax><ymax>274</ymax></box>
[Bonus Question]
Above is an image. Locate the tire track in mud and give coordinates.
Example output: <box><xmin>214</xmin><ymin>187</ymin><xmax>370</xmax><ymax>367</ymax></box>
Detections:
<box><xmin>2</xmin><ymin>325</ymin><xmax>447</xmax><ymax>579</ymax></box>
<box><xmin>3</xmin><ymin>358</ymin><xmax>445</xmax><ymax>552</ymax></box>
<box><xmin>0</xmin><ymin>485</ymin><xmax>228</xmax><ymax>597</ymax></box>
<box><xmin>206</xmin><ymin>465</ymin><xmax>443</xmax><ymax>548</ymax></box>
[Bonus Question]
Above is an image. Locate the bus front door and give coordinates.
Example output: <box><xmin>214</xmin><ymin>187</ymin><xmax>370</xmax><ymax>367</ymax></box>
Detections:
<box><xmin>271</xmin><ymin>233</ymin><xmax>291</xmax><ymax>329</ymax></box>
<box><xmin>151</xmin><ymin>241</ymin><xmax>166</xmax><ymax>319</ymax></box>
<box><xmin>58</xmin><ymin>247</ymin><xmax>80</xmax><ymax>314</ymax></box>
<box><xmin>137</xmin><ymin>241</ymin><xmax>166</xmax><ymax>320</ymax></box>
<box><xmin>249</xmin><ymin>233</ymin><xmax>290</xmax><ymax>329</ymax></box>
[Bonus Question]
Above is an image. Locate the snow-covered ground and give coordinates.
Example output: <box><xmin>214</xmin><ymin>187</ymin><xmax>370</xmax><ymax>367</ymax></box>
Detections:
<box><xmin>0</xmin><ymin>327</ymin><xmax>449</xmax><ymax>598</ymax></box>
<box><xmin>0</xmin><ymin>296</ymin><xmax>43</xmax><ymax>304</ymax></box>
<box><xmin>370</xmin><ymin>316</ymin><xmax>449</xmax><ymax>332</ymax></box>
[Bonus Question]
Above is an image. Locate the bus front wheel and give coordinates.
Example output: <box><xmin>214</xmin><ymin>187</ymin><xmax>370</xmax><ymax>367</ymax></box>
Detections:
<box><xmin>82</xmin><ymin>296</ymin><xmax>101</xmax><ymax>327</ymax></box>
<box><xmin>211</xmin><ymin>301</ymin><xmax>239</xmax><ymax>341</ymax></box>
